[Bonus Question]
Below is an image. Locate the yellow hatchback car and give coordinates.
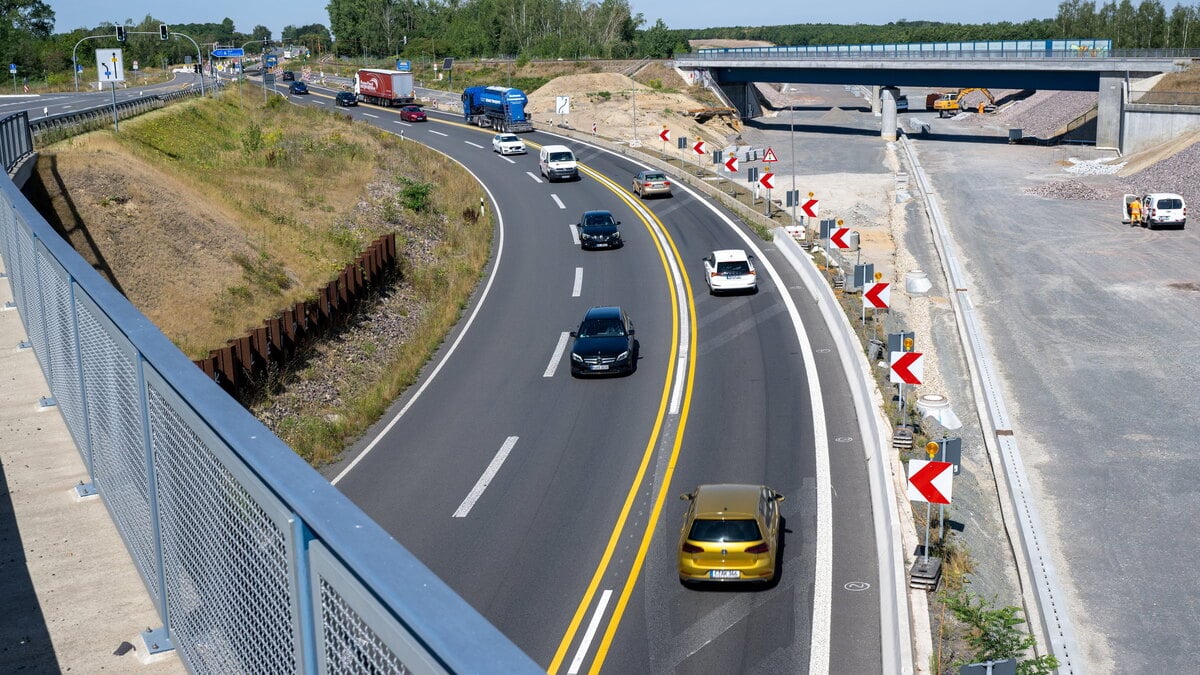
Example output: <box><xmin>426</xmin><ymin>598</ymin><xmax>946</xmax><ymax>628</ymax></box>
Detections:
<box><xmin>677</xmin><ymin>484</ymin><xmax>785</xmax><ymax>586</ymax></box>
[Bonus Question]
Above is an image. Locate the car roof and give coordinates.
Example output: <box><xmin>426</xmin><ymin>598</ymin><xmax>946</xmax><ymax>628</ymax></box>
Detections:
<box><xmin>1145</xmin><ymin>193</ymin><xmax>1184</xmax><ymax>200</ymax></box>
<box><xmin>583</xmin><ymin>306</ymin><xmax>622</xmax><ymax>320</ymax></box>
<box><xmin>691</xmin><ymin>484</ymin><xmax>764</xmax><ymax>519</ymax></box>
<box><xmin>710</xmin><ymin>249</ymin><xmax>750</xmax><ymax>263</ymax></box>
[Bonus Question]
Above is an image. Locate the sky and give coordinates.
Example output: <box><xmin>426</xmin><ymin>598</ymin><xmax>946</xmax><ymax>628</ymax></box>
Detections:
<box><xmin>45</xmin><ymin>1</ymin><xmax>1069</xmax><ymax>38</ymax></box>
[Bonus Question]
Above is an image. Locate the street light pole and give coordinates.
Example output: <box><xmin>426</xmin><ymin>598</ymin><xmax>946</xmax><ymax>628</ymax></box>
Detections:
<box><xmin>170</xmin><ymin>32</ymin><xmax>206</xmax><ymax>96</ymax></box>
<box><xmin>72</xmin><ymin>35</ymin><xmax>107</xmax><ymax>92</ymax></box>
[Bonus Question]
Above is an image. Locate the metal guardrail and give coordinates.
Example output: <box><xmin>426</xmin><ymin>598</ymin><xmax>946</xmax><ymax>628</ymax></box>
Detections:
<box><xmin>28</xmin><ymin>82</ymin><xmax>227</xmax><ymax>144</ymax></box>
<box><xmin>1</xmin><ymin>110</ymin><xmax>34</xmax><ymax>175</ymax></box>
<box><xmin>0</xmin><ymin>111</ymin><xmax>540</xmax><ymax>673</ymax></box>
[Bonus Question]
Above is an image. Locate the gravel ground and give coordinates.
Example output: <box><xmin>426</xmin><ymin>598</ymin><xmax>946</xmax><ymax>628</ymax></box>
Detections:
<box><xmin>1120</xmin><ymin>140</ymin><xmax>1200</xmax><ymax>206</ymax></box>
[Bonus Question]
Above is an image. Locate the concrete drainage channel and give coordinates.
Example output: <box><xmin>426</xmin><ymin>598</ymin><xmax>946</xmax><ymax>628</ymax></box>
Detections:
<box><xmin>899</xmin><ymin>134</ymin><xmax>1082</xmax><ymax>673</ymax></box>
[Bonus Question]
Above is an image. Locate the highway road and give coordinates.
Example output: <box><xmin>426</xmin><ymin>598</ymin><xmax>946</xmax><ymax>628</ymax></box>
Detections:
<box><xmin>259</xmin><ymin>84</ymin><xmax>892</xmax><ymax>672</ymax></box>
<box><xmin>0</xmin><ymin>71</ymin><xmax>211</xmax><ymax>120</ymax></box>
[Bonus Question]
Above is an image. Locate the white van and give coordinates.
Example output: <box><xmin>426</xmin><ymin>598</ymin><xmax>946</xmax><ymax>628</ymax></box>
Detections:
<box><xmin>539</xmin><ymin>144</ymin><xmax>578</xmax><ymax>182</ymax></box>
<box><xmin>1124</xmin><ymin>193</ymin><xmax>1187</xmax><ymax>229</ymax></box>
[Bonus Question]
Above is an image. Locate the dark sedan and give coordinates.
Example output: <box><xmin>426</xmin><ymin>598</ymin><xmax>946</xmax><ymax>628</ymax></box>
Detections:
<box><xmin>288</xmin><ymin>81</ymin><xmax>308</xmax><ymax>95</ymax></box>
<box><xmin>335</xmin><ymin>91</ymin><xmax>357</xmax><ymax>107</ymax></box>
<box><xmin>577</xmin><ymin>210</ymin><xmax>623</xmax><ymax>250</ymax></box>
<box><xmin>570</xmin><ymin>306</ymin><xmax>637</xmax><ymax>377</ymax></box>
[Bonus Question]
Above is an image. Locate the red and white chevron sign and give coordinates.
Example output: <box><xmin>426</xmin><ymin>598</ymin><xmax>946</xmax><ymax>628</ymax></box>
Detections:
<box><xmin>889</xmin><ymin>351</ymin><xmax>923</xmax><ymax>385</ymax></box>
<box><xmin>830</xmin><ymin>228</ymin><xmax>851</xmax><ymax>249</ymax></box>
<box><xmin>907</xmin><ymin>460</ymin><xmax>953</xmax><ymax>504</ymax></box>
<box><xmin>724</xmin><ymin>155</ymin><xmax>738</xmax><ymax>172</ymax></box>
<box><xmin>864</xmin><ymin>282</ymin><xmax>890</xmax><ymax>309</ymax></box>
<box><xmin>801</xmin><ymin>198</ymin><xmax>819</xmax><ymax>218</ymax></box>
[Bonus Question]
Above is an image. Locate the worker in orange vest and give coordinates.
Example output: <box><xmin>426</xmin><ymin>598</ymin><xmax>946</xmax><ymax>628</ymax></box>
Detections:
<box><xmin>1129</xmin><ymin>197</ymin><xmax>1143</xmax><ymax>226</ymax></box>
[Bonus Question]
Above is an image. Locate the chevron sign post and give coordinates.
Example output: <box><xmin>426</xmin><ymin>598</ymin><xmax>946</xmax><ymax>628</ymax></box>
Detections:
<box><xmin>890</xmin><ymin>351</ymin><xmax>923</xmax><ymax>385</ymax></box>
<box><xmin>908</xmin><ymin>460</ymin><xmax>953</xmax><ymax>504</ymax></box>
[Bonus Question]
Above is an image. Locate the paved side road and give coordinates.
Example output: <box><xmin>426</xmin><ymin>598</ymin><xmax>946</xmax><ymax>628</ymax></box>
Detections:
<box><xmin>0</xmin><ymin>260</ymin><xmax>184</xmax><ymax>673</ymax></box>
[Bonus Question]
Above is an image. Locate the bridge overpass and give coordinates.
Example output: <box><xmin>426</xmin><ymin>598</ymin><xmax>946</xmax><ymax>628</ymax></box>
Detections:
<box><xmin>675</xmin><ymin>47</ymin><xmax>1196</xmax><ymax>150</ymax></box>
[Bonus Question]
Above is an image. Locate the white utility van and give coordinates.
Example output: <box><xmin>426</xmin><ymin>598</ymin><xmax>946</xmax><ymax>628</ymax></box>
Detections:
<box><xmin>539</xmin><ymin>144</ymin><xmax>578</xmax><ymax>182</ymax></box>
<box><xmin>1124</xmin><ymin>193</ymin><xmax>1187</xmax><ymax>229</ymax></box>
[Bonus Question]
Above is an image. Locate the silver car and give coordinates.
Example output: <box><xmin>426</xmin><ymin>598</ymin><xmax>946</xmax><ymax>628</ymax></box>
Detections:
<box><xmin>492</xmin><ymin>133</ymin><xmax>527</xmax><ymax>155</ymax></box>
<box><xmin>632</xmin><ymin>170</ymin><xmax>672</xmax><ymax>198</ymax></box>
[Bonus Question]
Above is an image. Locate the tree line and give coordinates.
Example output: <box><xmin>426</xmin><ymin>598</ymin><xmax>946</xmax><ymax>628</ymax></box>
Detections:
<box><xmin>3</xmin><ymin>0</ymin><xmax>1198</xmax><ymax>86</ymax></box>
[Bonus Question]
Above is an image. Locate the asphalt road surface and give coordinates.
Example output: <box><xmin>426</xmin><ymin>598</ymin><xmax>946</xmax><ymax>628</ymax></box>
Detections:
<box><xmin>295</xmin><ymin>86</ymin><xmax>886</xmax><ymax>673</ymax></box>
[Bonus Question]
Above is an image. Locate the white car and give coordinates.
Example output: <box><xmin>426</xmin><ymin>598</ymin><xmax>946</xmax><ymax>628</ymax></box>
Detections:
<box><xmin>703</xmin><ymin>249</ymin><xmax>757</xmax><ymax>294</ymax></box>
<box><xmin>492</xmin><ymin>133</ymin><xmax>526</xmax><ymax>155</ymax></box>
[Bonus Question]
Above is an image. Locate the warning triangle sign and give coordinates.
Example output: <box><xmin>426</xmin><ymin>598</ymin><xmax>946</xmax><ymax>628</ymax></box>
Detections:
<box><xmin>762</xmin><ymin>147</ymin><xmax>779</xmax><ymax>162</ymax></box>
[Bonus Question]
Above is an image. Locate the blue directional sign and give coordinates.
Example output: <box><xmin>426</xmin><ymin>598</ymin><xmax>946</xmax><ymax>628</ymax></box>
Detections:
<box><xmin>396</xmin><ymin>59</ymin><xmax>411</xmax><ymax>72</ymax></box>
<box><xmin>211</xmin><ymin>48</ymin><xmax>245</xmax><ymax>58</ymax></box>
<box><xmin>8</xmin><ymin>64</ymin><xmax>15</xmax><ymax>74</ymax></box>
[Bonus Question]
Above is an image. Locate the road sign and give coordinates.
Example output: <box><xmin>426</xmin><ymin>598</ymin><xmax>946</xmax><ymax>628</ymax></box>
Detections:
<box><xmin>677</xmin><ymin>136</ymin><xmax>687</xmax><ymax>150</ymax></box>
<box><xmin>890</xmin><ymin>351</ymin><xmax>924</xmax><ymax>385</ymax></box>
<box><xmin>747</xmin><ymin>167</ymin><xmax>759</xmax><ymax>183</ymax></box>
<box><xmin>8</xmin><ymin>64</ymin><xmax>15</xmax><ymax>75</ymax></box>
<box><xmin>211</xmin><ymin>48</ymin><xmax>245</xmax><ymax>58</ymax></box>
<box><xmin>396</xmin><ymin>59</ymin><xmax>412</xmax><ymax>71</ymax></box>
<box><xmin>724</xmin><ymin>155</ymin><xmax>738</xmax><ymax>172</ymax></box>
<box><xmin>692</xmin><ymin>139</ymin><xmax>706</xmax><ymax>155</ymax></box>
<box><xmin>555</xmin><ymin>96</ymin><xmax>570</xmax><ymax>114</ymax></box>
<box><xmin>659</xmin><ymin>127</ymin><xmax>670</xmax><ymax>142</ymax></box>
<box><xmin>907</xmin><ymin>460</ymin><xmax>953</xmax><ymax>504</ymax></box>
<box><xmin>762</xmin><ymin>147</ymin><xmax>779</xmax><ymax>162</ymax></box>
<box><xmin>759</xmin><ymin>172</ymin><xmax>774</xmax><ymax>189</ymax></box>
<box><xmin>830</xmin><ymin>227</ymin><xmax>851</xmax><ymax>249</ymax></box>
<box><xmin>801</xmin><ymin>198</ymin><xmax>819</xmax><ymax>218</ymax></box>
<box><xmin>864</xmin><ymin>282</ymin><xmax>891</xmax><ymax>309</ymax></box>
<box><xmin>95</xmin><ymin>49</ymin><xmax>125</xmax><ymax>83</ymax></box>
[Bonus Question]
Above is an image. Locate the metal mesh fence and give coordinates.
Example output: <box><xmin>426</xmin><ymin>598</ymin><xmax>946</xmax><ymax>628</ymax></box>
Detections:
<box><xmin>148</xmin><ymin>380</ymin><xmax>298</xmax><ymax>674</ymax></box>
<box><xmin>0</xmin><ymin>112</ymin><xmax>539</xmax><ymax>675</ymax></box>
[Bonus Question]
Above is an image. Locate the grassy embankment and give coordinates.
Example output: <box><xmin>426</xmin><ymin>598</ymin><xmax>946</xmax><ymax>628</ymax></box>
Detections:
<box><xmin>43</xmin><ymin>82</ymin><xmax>491</xmax><ymax>464</ymax></box>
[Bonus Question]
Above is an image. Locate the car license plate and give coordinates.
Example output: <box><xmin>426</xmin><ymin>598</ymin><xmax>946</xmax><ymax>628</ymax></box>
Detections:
<box><xmin>709</xmin><ymin>570</ymin><xmax>740</xmax><ymax>579</ymax></box>
<box><xmin>592</xmin><ymin>364</ymin><xmax>609</xmax><ymax>371</ymax></box>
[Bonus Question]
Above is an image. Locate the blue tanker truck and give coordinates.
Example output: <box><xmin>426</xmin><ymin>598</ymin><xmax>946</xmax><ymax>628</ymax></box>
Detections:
<box><xmin>462</xmin><ymin>86</ymin><xmax>534</xmax><ymax>133</ymax></box>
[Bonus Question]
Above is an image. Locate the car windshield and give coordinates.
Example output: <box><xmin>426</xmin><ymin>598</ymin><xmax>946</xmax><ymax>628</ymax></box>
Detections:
<box><xmin>579</xmin><ymin>318</ymin><xmax>625</xmax><ymax>338</ymax></box>
<box><xmin>550</xmin><ymin>152</ymin><xmax>572</xmax><ymax>162</ymax></box>
<box><xmin>499</xmin><ymin>135</ymin><xmax>518</xmax><ymax>142</ymax></box>
<box><xmin>584</xmin><ymin>213</ymin><xmax>615</xmax><ymax>227</ymax></box>
<box><xmin>688</xmin><ymin>518</ymin><xmax>762</xmax><ymax>543</ymax></box>
<box><xmin>717</xmin><ymin>261</ymin><xmax>751</xmax><ymax>275</ymax></box>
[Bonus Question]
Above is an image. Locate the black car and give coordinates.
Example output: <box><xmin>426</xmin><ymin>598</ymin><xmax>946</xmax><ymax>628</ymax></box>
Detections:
<box><xmin>289</xmin><ymin>81</ymin><xmax>308</xmax><ymax>95</ymax></box>
<box><xmin>570</xmin><ymin>306</ymin><xmax>637</xmax><ymax>376</ymax></box>
<box><xmin>578</xmin><ymin>210</ymin><xmax>622</xmax><ymax>250</ymax></box>
<box><xmin>281</xmin><ymin>70</ymin><xmax>295</xmax><ymax>81</ymax></box>
<box><xmin>335</xmin><ymin>91</ymin><xmax>357</xmax><ymax>107</ymax></box>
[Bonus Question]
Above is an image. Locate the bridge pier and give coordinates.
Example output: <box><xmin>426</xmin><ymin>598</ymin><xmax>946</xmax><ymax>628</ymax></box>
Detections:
<box><xmin>870</xmin><ymin>85</ymin><xmax>881</xmax><ymax>115</ymax></box>
<box><xmin>1097</xmin><ymin>76</ymin><xmax>1124</xmax><ymax>151</ymax></box>
<box><xmin>880</xmin><ymin>87</ymin><xmax>898</xmax><ymax>141</ymax></box>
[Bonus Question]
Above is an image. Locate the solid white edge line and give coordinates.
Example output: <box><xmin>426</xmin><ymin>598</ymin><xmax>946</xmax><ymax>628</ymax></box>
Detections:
<box><xmin>452</xmin><ymin>436</ymin><xmax>519</xmax><ymax>518</ymax></box>
<box><xmin>570</xmin><ymin>224</ymin><xmax>580</xmax><ymax>246</ymax></box>
<box><xmin>572</xmin><ymin>267</ymin><xmax>583</xmax><ymax>297</ymax></box>
<box><xmin>551</xmin><ymin>194</ymin><xmax>566</xmax><ymax>209</ymax></box>
<box><xmin>669</xmin><ymin>357</ymin><xmax>687</xmax><ymax>414</ymax></box>
<box><xmin>567</xmin><ymin>589</ymin><xmax>613</xmax><ymax>675</ymax></box>
<box><xmin>331</xmin><ymin>156</ymin><xmax>506</xmax><ymax>486</ymax></box>
<box><xmin>544</xmin><ymin>332</ymin><xmax>570</xmax><ymax>378</ymax></box>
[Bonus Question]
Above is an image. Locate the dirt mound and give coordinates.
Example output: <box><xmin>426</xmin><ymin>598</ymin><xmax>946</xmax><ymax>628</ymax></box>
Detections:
<box><xmin>527</xmin><ymin>73</ymin><xmax>739</xmax><ymax>149</ymax></box>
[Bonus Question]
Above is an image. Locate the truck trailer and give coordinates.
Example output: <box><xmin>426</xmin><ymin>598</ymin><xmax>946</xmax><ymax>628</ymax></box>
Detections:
<box><xmin>355</xmin><ymin>69</ymin><xmax>415</xmax><ymax>107</ymax></box>
<box><xmin>462</xmin><ymin>86</ymin><xmax>534</xmax><ymax>133</ymax></box>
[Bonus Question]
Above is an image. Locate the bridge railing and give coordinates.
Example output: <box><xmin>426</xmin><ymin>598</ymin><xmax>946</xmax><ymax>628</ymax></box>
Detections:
<box><xmin>0</xmin><ymin>111</ymin><xmax>539</xmax><ymax>674</ymax></box>
<box><xmin>680</xmin><ymin>47</ymin><xmax>1200</xmax><ymax>61</ymax></box>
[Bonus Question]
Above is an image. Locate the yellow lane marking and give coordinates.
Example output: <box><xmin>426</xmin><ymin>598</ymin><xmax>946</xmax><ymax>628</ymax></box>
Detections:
<box><xmin>548</xmin><ymin>164</ymin><xmax>697</xmax><ymax>674</ymax></box>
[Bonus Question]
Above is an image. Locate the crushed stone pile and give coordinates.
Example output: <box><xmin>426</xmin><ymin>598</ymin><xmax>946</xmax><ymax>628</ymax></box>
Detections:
<box><xmin>1022</xmin><ymin>179</ymin><xmax>1116</xmax><ymax>200</ymax></box>
<box><xmin>992</xmin><ymin>90</ymin><xmax>1098</xmax><ymax>138</ymax></box>
<box><xmin>1120</xmin><ymin>141</ymin><xmax>1200</xmax><ymax>206</ymax></box>
<box><xmin>1065</xmin><ymin>157</ymin><xmax>1126</xmax><ymax>176</ymax></box>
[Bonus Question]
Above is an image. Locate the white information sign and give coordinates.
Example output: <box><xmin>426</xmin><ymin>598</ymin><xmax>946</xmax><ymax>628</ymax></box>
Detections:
<box><xmin>555</xmin><ymin>95</ymin><xmax>570</xmax><ymax>114</ymax></box>
<box><xmin>96</xmin><ymin>48</ymin><xmax>125</xmax><ymax>84</ymax></box>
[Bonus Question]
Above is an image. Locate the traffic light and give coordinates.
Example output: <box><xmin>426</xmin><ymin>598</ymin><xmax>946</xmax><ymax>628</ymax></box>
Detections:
<box><xmin>115</xmin><ymin>26</ymin><xmax>126</xmax><ymax>42</ymax></box>
<box><xmin>160</xmin><ymin>24</ymin><xmax>169</xmax><ymax>40</ymax></box>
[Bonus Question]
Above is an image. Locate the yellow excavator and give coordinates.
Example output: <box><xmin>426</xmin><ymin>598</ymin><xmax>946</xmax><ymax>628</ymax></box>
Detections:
<box><xmin>932</xmin><ymin>88</ymin><xmax>996</xmax><ymax>117</ymax></box>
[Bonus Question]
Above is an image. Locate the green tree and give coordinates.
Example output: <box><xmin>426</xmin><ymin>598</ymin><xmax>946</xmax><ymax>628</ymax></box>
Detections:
<box><xmin>640</xmin><ymin>18</ymin><xmax>674</xmax><ymax>57</ymax></box>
